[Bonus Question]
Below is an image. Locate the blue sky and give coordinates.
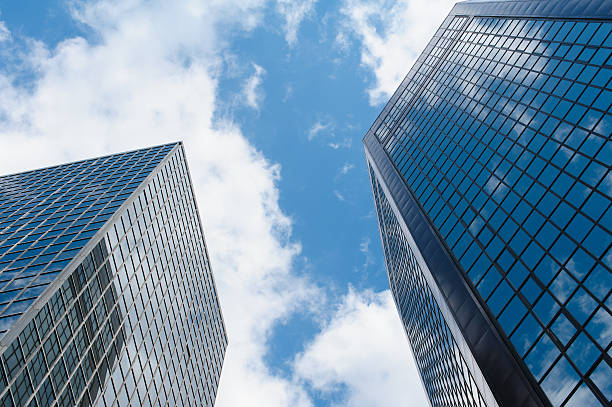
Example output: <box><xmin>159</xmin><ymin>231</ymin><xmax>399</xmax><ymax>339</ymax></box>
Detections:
<box><xmin>0</xmin><ymin>0</ymin><xmax>454</xmax><ymax>405</ymax></box>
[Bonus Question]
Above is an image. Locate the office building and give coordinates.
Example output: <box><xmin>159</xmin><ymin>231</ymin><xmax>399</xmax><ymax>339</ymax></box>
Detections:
<box><xmin>0</xmin><ymin>142</ymin><xmax>227</xmax><ymax>406</ymax></box>
<box><xmin>365</xmin><ymin>1</ymin><xmax>611</xmax><ymax>406</ymax></box>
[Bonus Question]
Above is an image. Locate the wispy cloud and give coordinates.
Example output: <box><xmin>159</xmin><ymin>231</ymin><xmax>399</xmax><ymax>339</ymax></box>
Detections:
<box><xmin>242</xmin><ymin>63</ymin><xmax>266</xmax><ymax>110</ymax></box>
<box><xmin>335</xmin><ymin>30</ymin><xmax>351</xmax><ymax>52</ymax></box>
<box><xmin>361</xmin><ymin>210</ymin><xmax>375</xmax><ymax>220</ymax></box>
<box><xmin>334</xmin><ymin>190</ymin><xmax>346</xmax><ymax>202</ymax></box>
<box><xmin>276</xmin><ymin>0</ymin><xmax>317</xmax><ymax>46</ymax></box>
<box><xmin>339</xmin><ymin>162</ymin><xmax>354</xmax><ymax>175</ymax></box>
<box><xmin>307</xmin><ymin>119</ymin><xmax>334</xmax><ymax>140</ymax></box>
<box><xmin>0</xmin><ymin>21</ymin><xmax>10</xmax><ymax>42</ymax></box>
<box><xmin>359</xmin><ymin>237</ymin><xmax>375</xmax><ymax>270</ymax></box>
<box><xmin>283</xmin><ymin>83</ymin><xmax>293</xmax><ymax>102</ymax></box>
<box><xmin>307</xmin><ymin>119</ymin><xmax>353</xmax><ymax>150</ymax></box>
<box><xmin>328</xmin><ymin>137</ymin><xmax>352</xmax><ymax>150</ymax></box>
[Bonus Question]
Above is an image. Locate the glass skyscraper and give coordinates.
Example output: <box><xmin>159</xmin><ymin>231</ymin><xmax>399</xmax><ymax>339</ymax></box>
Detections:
<box><xmin>0</xmin><ymin>142</ymin><xmax>227</xmax><ymax>406</ymax></box>
<box><xmin>365</xmin><ymin>1</ymin><xmax>611</xmax><ymax>406</ymax></box>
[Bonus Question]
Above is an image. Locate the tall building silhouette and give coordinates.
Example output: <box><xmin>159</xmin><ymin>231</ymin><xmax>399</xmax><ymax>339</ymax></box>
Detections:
<box><xmin>365</xmin><ymin>1</ymin><xmax>611</xmax><ymax>406</ymax></box>
<box><xmin>0</xmin><ymin>142</ymin><xmax>227</xmax><ymax>406</ymax></box>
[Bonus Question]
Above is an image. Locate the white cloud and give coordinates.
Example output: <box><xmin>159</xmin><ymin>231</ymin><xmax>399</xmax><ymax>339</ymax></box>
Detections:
<box><xmin>242</xmin><ymin>63</ymin><xmax>266</xmax><ymax>110</ymax></box>
<box><xmin>0</xmin><ymin>21</ymin><xmax>10</xmax><ymax>42</ymax></box>
<box><xmin>276</xmin><ymin>0</ymin><xmax>317</xmax><ymax>46</ymax></box>
<box><xmin>333</xmin><ymin>190</ymin><xmax>346</xmax><ymax>202</ymax></box>
<box><xmin>307</xmin><ymin>119</ymin><xmax>334</xmax><ymax>140</ymax></box>
<box><xmin>0</xmin><ymin>1</ymin><xmax>316</xmax><ymax>406</ymax></box>
<box><xmin>340</xmin><ymin>0</ymin><xmax>455</xmax><ymax>105</ymax></box>
<box><xmin>339</xmin><ymin>162</ymin><xmax>354</xmax><ymax>175</ymax></box>
<box><xmin>283</xmin><ymin>83</ymin><xmax>294</xmax><ymax>102</ymax></box>
<box><xmin>307</xmin><ymin>120</ymin><xmax>352</xmax><ymax>150</ymax></box>
<box><xmin>334</xmin><ymin>30</ymin><xmax>351</xmax><ymax>53</ymax></box>
<box><xmin>295</xmin><ymin>288</ymin><xmax>428</xmax><ymax>407</ymax></box>
<box><xmin>359</xmin><ymin>237</ymin><xmax>375</xmax><ymax>270</ymax></box>
<box><xmin>328</xmin><ymin>137</ymin><xmax>352</xmax><ymax>150</ymax></box>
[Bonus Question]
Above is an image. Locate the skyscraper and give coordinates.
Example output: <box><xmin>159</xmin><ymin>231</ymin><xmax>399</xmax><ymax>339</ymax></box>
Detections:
<box><xmin>365</xmin><ymin>1</ymin><xmax>611</xmax><ymax>406</ymax></box>
<box><xmin>0</xmin><ymin>142</ymin><xmax>227</xmax><ymax>406</ymax></box>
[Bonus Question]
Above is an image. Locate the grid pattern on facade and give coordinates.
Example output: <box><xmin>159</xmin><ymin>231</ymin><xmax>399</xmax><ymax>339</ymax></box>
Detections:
<box><xmin>372</xmin><ymin>13</ymin><xmax>611</xmax><ymax>406</ymax></box>
<box><xmin>0</xmin><ymin>146</ymin><xmax>227</xmax><ymax>406</ymax></box>
<box><xmin>0</xmin><ymin>144</ymin><xmax>175</xmax><ymax>335</ymax></box>
<box><xmin>370</xmin><ymin>164</ymin><xmax>489</xmax><ymax>407</ymax></box>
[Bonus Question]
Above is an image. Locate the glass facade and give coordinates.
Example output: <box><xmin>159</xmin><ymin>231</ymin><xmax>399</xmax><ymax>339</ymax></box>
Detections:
<box><xmin>370</xmin><ymin>165</ymin><xmax>493</xmax><ymax>407</ymax></box>
<box><xmin>365</xmin><ymin>1</ymin><xmax>611</xmax><ymax>406</ymax></box>
<box><xmin>0</xmin><ymin>144</ymin><xmax>175</xmax><ymax>335</ymax></box>
<box><xmin>0</xmin><ymin>143</ymin><xmax>227</xmax><ymax>406</ymax></box>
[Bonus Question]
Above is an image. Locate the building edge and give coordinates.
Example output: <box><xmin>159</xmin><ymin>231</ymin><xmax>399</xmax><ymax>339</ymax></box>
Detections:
<box><xmin>366</xmin><ymin>146</ymin><xmax>479</xmax><ymax>407</ymax></box>
<box><xmin>176</xmin><ymin>143</ymin><xmax>229</xmax><ymax>349</ymax></box>
<box><xmin>364</xmin><ymin>133</ymin><xmax>551</xmax><ymax>407</ymax></box>
<box><xmin>0</xmin><ymin>142</ymin><xmax>183</xmax><ymax>352</ymax></box>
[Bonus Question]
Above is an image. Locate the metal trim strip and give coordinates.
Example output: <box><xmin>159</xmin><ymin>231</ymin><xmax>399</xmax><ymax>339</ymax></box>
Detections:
<box><xmin>450</xmin><ymin>0</ymin><xmax>612</xmax><ymax>19</ymax></box>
